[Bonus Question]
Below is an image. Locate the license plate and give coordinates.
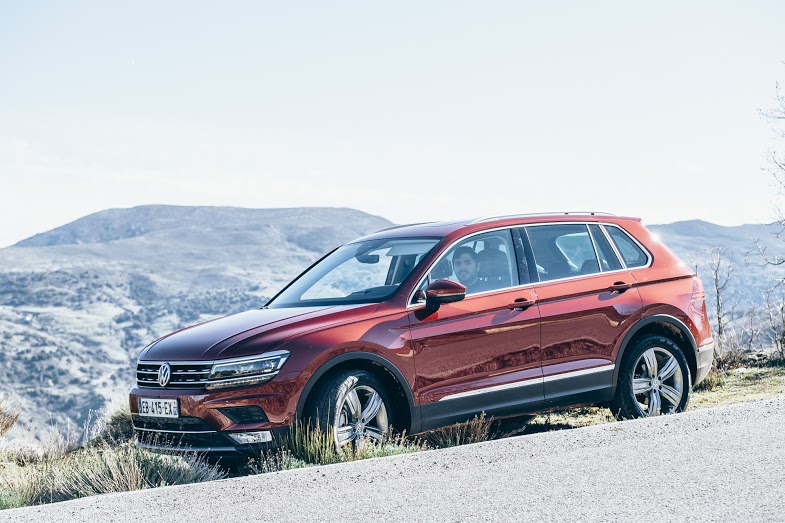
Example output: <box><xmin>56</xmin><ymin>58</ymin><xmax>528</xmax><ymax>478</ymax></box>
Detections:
<box><xmin>138</xmin><ymin>398</ymin><xmax>179</xmax><ymax>418</ymax></box>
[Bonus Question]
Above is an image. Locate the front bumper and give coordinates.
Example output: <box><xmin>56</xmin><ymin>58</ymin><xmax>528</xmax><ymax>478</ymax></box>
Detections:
<box><xmin>129</xmin><ymin>371</ymin><xmax>300</xmax><ymax>455</ymax></box>
<box><xmin>134</xmin><ymin>424</ymin><xmax>291</xmax><ymax>455</ymax></box>
<box><xmin>694</xmin><ymin>340</ymin><xmax>715</xmax><ymax>387</ymax></box>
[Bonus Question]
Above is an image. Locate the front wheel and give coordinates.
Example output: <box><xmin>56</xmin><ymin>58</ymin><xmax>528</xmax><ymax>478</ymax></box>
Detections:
<box><xmin>611</xmin><ymin>335</ymin><xmax>691</xmax><ymax>420</ymax></box>
<box><xmin>307</xmin><ymin>370</ymin><xmax>392</xmax><ymax>450</ymax></box>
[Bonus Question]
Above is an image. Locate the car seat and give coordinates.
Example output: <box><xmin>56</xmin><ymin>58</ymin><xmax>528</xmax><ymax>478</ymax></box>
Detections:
<box><xmin>477</xmin><ymin>249</ymin><xmax>511</xmax><ymax>289</ymax></box>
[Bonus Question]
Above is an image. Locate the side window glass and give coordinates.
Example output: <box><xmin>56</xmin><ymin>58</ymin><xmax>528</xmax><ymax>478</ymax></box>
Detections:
<box><xmin>525</xmin><ymin>224</ymin><xmax>600</xmax><ymax>282</ymax></box>
<box><xmin>604</xmin><ymin>225</ymin><xmax>649</xmax><ymax>268</ymax></box>
<box><xmin>427</xmin><ymin>229</ymin><xmax>519</xmax><ymax>296</ymax></box>
<box><xmin>588</xmin><ymin>224</ymin><xmax>622</xmax><ymax>272</ymax></box>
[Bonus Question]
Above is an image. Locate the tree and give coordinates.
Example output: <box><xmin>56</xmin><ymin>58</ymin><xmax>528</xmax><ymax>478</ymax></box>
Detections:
<box><xmin>706</xmin><ymin>246</ymin><xmax>734</xmax><ymax>342</ymax></box>
<box><xmin>758</xmin><ymin>81</ymin><xmax>785</xmax><ymax>267</ymax></box>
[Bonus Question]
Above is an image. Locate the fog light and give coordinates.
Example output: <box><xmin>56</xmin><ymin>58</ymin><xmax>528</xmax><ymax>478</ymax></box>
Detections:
<box><xmin>228</xmin><ymin>431</ymin><xmax>273</xmax><ymax>444</ymax></box>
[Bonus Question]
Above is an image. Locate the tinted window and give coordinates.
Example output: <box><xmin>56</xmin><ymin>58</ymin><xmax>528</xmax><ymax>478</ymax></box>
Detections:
<box><xmin>588</xmin><ymin>224</ymin><xmax>622</xmax><ymax>271</ymax></box>
<box><xmin>421</xmin><ymin>229</ymin><xmax>519</xmax><ymax>297</ymax></box>
<box><xmin>605</xmin><ymin>225</ymin><xmax>649</xmax><ymax>268</ymax></box>
<box><xmin>526</xmin><ymin>224</ymin><xmax>600</xmax><ymax>281</ymax></box>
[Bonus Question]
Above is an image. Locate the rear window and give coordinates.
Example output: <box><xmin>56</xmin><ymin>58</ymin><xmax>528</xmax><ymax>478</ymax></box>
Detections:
<box><xmin>525</xmin><ymin>224</ymin><xmax>600</xmax><ymax>281</ymax></box>
<box><xmin>604</xmin><ymin>225</ymin><xmax>649</xmax><ymax>268</ymax></box>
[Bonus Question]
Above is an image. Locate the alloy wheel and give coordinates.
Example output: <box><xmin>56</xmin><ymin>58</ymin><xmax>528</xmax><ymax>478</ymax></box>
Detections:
<box><xmin>631</xmin><ymin>347</ymin><xmax>685</xmax><ymax>416</ymax></box>
<box><xmin>334</xmin><ymin>384</ymin><xmax>389</xmax><ymax>448</ymax></box>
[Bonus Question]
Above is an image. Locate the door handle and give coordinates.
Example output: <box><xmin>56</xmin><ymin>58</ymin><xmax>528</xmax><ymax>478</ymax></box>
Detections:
<box><xmin>609</xmin><ymin>281</ymin><xmax>633</xmax><ymax>293</ymax></box>
<box><xmin>507</xmin><ymin>298</ymin><xmax>536</xmax><ymax>310</ymax></box>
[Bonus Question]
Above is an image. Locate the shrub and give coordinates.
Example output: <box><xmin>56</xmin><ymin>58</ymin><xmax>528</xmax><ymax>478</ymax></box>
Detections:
<box><xmin>88</xmin><ymin>404</ymin><xmax>134</xmax><ymax>446</ymax></box>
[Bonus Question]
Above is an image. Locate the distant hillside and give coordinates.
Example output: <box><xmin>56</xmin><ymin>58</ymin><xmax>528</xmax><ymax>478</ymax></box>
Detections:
<box><xmin>0</xmin><ymin>206</ymin><xmax>391</xmax><ymax>441</ymax></box>
<box><xmin>649</xmin><ymin>219</ymin><xmax>785</xmax><ymax>320</ymax></box>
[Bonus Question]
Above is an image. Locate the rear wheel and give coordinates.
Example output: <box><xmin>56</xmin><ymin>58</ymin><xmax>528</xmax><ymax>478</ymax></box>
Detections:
<box><xmin>307</xmin><ymin>370</ymin><xmax>392</xmax><ymax>450</ymax></box>
<box><xmin>611</xmin><ymin>335</ymin><xmax>691</xmax><ymax>420</ymax></box>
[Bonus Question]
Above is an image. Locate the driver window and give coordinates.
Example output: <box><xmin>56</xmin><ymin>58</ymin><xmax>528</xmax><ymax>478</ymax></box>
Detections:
<box><xmin>420</xmin><ymin>229</ymin><xmax>519</xmax><ymax>298</ymax></box>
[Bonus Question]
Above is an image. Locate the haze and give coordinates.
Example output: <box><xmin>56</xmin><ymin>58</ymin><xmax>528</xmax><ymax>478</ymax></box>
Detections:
<box><xmin>1</xmin><ymin>1</ymin><xmax>784</xmax><ymax>248</ymax></box>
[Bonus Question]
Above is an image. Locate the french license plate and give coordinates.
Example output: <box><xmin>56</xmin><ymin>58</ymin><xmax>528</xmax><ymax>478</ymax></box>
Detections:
<box><xmin>138</xmin><ymin>398</ymin><xmax>179</xmax><ymax>418</ymax></box>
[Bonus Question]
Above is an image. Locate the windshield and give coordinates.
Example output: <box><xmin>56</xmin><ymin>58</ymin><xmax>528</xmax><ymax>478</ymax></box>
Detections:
<box><xmin>267</xmin><ymin>237</ymin><xmax>441</xmax><ymax>308</ymax></box>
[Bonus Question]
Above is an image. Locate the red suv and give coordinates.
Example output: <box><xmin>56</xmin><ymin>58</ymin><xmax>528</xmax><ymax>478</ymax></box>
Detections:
<box><xmin>130</xmin><ymin>213</ymin><xmax>714</xmax><ymax>454</ymax></box>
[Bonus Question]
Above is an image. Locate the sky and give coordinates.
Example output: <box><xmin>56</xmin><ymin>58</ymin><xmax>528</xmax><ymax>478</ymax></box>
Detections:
<box><xmin>1</xmin><ymin>1</ymin><xmax>784</xmax><ymax>248</ymax></box>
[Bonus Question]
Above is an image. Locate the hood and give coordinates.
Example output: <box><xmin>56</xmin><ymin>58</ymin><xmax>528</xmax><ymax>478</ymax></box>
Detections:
<box><xmin>139</xmin><ymin>304</ymin><xmax>377</xmax><ymax>362</ymax></box>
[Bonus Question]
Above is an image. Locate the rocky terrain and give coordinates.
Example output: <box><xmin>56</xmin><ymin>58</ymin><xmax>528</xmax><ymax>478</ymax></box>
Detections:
<box><xmin>0</xmin><ymin>207</ymin><xmax>782</xmax><ymax>441</ymax></box>
<box><xmin>0</xmin><ymin>206</ymin><xmax>391</xmax><ymax>441</ymax></box>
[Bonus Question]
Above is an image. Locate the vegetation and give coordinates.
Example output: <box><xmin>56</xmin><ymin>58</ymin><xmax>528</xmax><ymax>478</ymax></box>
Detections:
<box><xmin>0</xmin><ymin>399</ymin><xmax>19</xmax><ymax>439</ymax></box>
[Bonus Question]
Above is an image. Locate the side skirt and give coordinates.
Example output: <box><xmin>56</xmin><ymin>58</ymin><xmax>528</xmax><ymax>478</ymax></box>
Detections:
<box><xmin>542</xmin><ymin>364</ymin><xmax>615</xmax><ymax>408</ymax></box>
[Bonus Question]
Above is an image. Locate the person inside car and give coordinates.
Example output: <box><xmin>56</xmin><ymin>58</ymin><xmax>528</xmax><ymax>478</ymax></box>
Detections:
<box><xmin>451</xmin><ymin>246</ymin><xmax>487</xmax><ymax>294</ymax></box>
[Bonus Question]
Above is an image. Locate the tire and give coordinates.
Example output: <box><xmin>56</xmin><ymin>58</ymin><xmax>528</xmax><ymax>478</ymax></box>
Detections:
<box><xmin>611</xmin><ymin>335</ymin><xmax>692</xmax><ymax>421</ymax></box>
<box><xmin>306</xmin><ymin>370</ymin><xmax>393</xmax><ymax>450</ymax></box>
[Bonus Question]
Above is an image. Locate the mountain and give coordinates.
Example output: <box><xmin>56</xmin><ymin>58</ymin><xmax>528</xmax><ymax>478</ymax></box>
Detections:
<box><xmin>0</xmin><ymin>206</ymin><xmax>391</xmax><ymax>441</ymax></box>
<box><xmin>649</xmin><ymin>220</ymin><xmax>785</xmax><ymax>316</ymax></box>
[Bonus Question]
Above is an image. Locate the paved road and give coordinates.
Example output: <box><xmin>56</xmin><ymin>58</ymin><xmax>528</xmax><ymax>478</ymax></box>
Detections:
<box><xmin>3</xmin><ymin>397</ymin><xmax>785</xmax><ymax>523</ymax></box>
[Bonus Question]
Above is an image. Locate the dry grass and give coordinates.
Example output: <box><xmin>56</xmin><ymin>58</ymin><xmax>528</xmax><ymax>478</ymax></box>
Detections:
<box><xmin>0</xmin><ymin>404</ymin><xmax>223</xmax><ymax>509</ymax></box>
<box><xmin>265</xmin><ymin>421</ymin><xmax>427</xmax><ymax>469</ymax></box>
<box><xmin>0</xmin><ymin>399</ymin><xmax>19</xmax><ymax>439</ymax></box>
<box><xmin>690</xmin><ymin>366</ymin><xmax>785</xmax><ymax>409</ymax></box>
<box><xmin>1</xmin><ymin>445</ymin><xmax>224</xmax><ymax>508</ymax></box>
<box><xmin>422</xmin><ymin>413</ymin><xmax>493</xmax><ymax>448</ymax></box>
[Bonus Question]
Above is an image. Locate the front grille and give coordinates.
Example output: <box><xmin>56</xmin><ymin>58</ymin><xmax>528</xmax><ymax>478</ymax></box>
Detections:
<box><xmin>218</xmin><ymin>406</ymin><xmax>269</xmax><ymax>424</ymax></box>
<box><xmin>132</xmin><ymin>415</ymin><xmax>214</xmax><ymax>432</ymax></box>
<box><xmin>137</xmin><ymin>362</ymin><xmax>213</xmax><ymax>389</ymax></box>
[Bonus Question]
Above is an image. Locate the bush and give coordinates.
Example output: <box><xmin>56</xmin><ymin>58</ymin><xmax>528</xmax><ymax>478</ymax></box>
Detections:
<box><xmin>88</xmin><ymin>404</ymin><xmax>134</xmax><ymax>446</ymax></box>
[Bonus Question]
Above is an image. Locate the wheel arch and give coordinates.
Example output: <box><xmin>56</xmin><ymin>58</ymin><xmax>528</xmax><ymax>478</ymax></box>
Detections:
<box><xmin>611</xmin><ymin>314</ymin><xmax>698</xmax><ymax>396</ymax></box>
<box><xmin>295</xmin><ymin>352</ymin><xmax>418</xmax><ymax>434</ymax></box>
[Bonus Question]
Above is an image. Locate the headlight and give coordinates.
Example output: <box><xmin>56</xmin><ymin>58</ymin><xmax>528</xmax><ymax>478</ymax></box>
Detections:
<box><xmin>205</xmin><ymin>351</ymin><xmax>289</xmax><ymax>391</ymax></box>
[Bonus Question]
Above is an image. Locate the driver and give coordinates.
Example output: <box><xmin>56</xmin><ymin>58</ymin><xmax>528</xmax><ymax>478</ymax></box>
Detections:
<box><xmin>451</xmin><ymin>246</ymin><xmax>486</xmax><ymax>294</ymax></box>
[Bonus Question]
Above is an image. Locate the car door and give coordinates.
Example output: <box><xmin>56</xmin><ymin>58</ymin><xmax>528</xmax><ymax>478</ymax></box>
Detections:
<box><xmin>407</xmin><ymin>228</ymin><xmax>543</xmax><ymax>430</ymax></box>
<box><xmin>522</xmin><ymin>223</ymin><xmax>643</xmax><ymax>407</ymax></box>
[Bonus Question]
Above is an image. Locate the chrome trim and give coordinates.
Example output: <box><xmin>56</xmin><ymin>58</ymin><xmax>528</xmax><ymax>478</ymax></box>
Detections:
<box><xmin>439</xmin><ymin>375</ymin><xmax>542</xmax><ymax>401</ymax></box>
<box><xmin>542</xmin><ymin>364</ymin><xmax>615</xmax><ymax>383</ymax></box>
<box><xmin>133</xmin><ymin>427</ymin><xmax>217</xmax><ymax>434</ymax></box>
<box><xmin>138</xmin><ymin>350</ymin><xmax>291</xmax><ymax>367</ymax></box>
<box><xmin>697</xmin><ymin>341</ymin><xmax>715</xmax><ymax>353</ymax></box>
<box><xmin>136</xmin><ymin>351</ymin><xmax>291</xmax><ymax>389</ymax></box>
<box><xmin>437</xmin><ymin>364</ymin><xmax>615</xmax><ymax>402</ymax></box>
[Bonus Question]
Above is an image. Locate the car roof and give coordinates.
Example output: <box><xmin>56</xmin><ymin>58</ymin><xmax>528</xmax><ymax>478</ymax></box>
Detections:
<box><xmin>355</xmin><ymin>212</ymin><xmax>643</xmax><ymax>243</ymax></box>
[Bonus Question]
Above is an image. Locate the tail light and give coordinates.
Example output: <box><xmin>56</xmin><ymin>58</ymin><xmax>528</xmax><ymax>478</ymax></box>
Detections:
<box><xmin>691</xmin><ymin>277</ymin><xmax>706</xmax><ymax>303</ymax></box>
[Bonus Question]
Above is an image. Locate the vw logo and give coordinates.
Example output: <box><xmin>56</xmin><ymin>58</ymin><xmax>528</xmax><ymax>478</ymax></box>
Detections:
<box><xmin>158</xmin><ymin>363</ymin><xmax>171</xmax><ymax>387</ymax></box>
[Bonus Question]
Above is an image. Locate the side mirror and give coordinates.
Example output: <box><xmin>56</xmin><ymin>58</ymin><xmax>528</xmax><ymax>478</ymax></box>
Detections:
<box><xmin>424</xmin><ymin>279</ymin><xmax>466</xmax><ymax>312</ymax></box>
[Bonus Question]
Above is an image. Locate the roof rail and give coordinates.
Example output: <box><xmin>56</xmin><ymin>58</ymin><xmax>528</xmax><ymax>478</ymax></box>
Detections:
<box><xmin>467</xmin><ymin>212</ymin><xmax>616</xmax><ymax>225</ymax></box>
<box><xmin>373</xmin><ymin>222</ymin><xmax>430</xmax><ymax>233</ymax></box>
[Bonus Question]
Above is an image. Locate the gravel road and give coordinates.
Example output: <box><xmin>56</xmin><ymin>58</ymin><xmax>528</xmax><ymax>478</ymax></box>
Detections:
<box><xmin>3</xmin><ymin>396</ymin><xmax>785</xmax><ymax>523</ymax></box>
